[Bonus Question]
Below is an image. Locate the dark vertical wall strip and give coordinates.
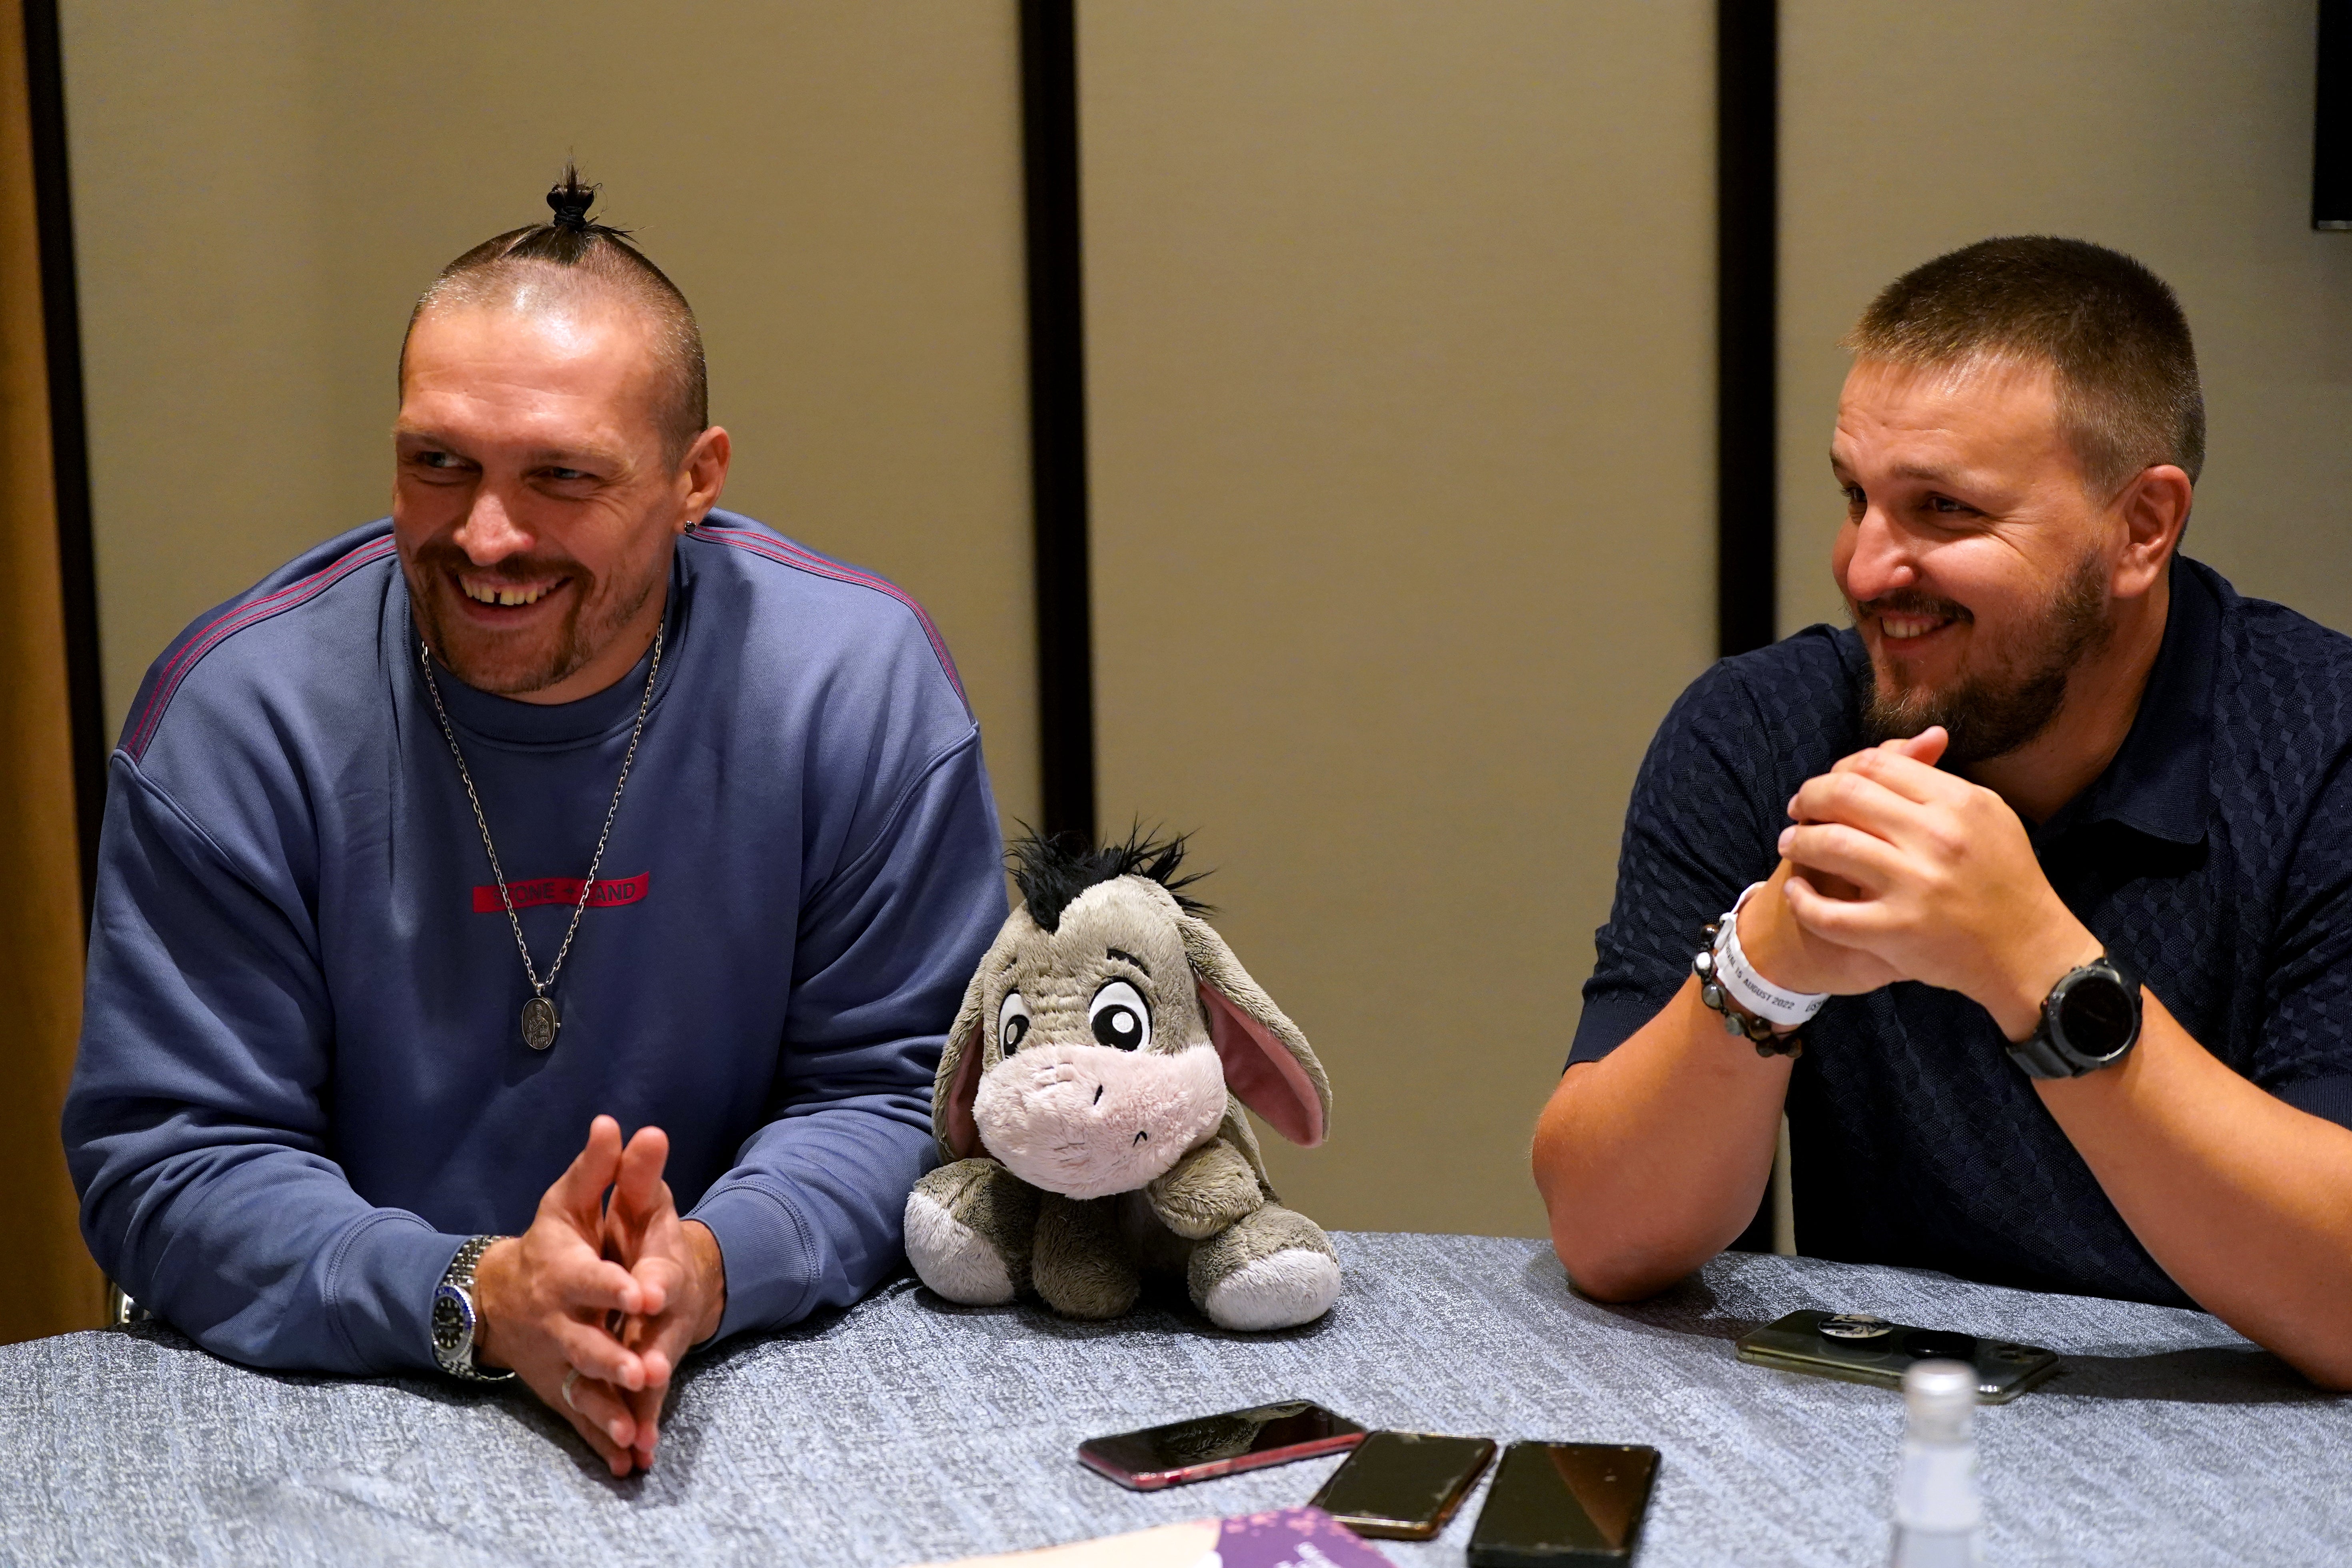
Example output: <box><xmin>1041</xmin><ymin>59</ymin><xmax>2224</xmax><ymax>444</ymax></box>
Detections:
<box><xmin>1716</xmin><ymin>0</ymin><xmax>1778</xmax><ymax>657</ymax></box>
<box><xmin>20</xmin><ymin>0</ymin><xmax>103</xmax><ymax>921</ymax></box>
<box><xmin>2320</xmin><ymin>0</ymin><xmax>2352</xmax><ymax>229</ymax></box>
<box><xmin>1019</xmin><ymin>0</ymin><xmax>1097</xmax><ymax>843</ymax></box>
<box><xmin>1719</xmin><ymin>0</ymin><xmax>1780</xmax><ymax>1255</ymax></box>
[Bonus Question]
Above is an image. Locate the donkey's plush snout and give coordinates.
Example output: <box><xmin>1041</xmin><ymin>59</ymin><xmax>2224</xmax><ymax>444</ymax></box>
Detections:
<box><xmin>973</xmin><ymin>1042</ymin><xmax>1225</xmax><ymax>1200</ymax></box>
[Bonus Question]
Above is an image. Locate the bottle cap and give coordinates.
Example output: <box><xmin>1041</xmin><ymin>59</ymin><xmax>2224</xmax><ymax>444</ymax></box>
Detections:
<box><xmin>1902</xmin><ymin>1358</ymin><xmax>1977</xmax><ymax>1442</ymax></box>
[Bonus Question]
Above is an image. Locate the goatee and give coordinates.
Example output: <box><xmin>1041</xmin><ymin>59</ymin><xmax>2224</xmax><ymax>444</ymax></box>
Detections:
<box><xmin>404</xmin><ymin>540</ymin><xmax>660</xmax><ymax>697</ymax></box>
<box><xmin>1858</xmin><ymin>551</ymin><xmax>2112</xmax><ymax>768</ymax></box>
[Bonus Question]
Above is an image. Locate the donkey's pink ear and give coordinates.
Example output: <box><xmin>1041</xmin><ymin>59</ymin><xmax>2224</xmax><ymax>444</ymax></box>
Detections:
<box><xmin>938</xmin><ymin>1016</ymin><xmax>987</xmax><ymax>1159</ymax></box>
<box><xmin>936</xmin><ymin>926</ymin><xmax>1019</xmax><ymax>1161</ymax></box>
<box><xmin>1197</xmin><ymin>981</ymin><xmax>1327</xmax><ymax>1146</ymax></box>
<box><xmin>1181</xmin><ymin>914</ymin><xmax>1331</xmax><ymax>1148</ymax></box>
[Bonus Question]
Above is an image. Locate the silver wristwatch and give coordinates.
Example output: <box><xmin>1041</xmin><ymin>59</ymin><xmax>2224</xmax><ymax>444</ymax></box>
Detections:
<box><xmin>430</xmin><ymin>1234</ymin><xmax>516</xmax><ymax>1382</ymax></box>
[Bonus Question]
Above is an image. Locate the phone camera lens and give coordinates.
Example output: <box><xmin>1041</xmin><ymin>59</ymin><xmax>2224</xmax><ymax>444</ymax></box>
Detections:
<box><xmin>1900</xmin><ymin>1330</ymin><xmax>1979</xmax><ymax>1362</ymax></box>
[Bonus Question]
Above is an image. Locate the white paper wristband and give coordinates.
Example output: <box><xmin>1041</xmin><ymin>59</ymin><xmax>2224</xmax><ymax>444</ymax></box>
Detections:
<box><xmin>1713</xmin><ymin>881</ymin><xmax>1829</xmax><ymax>1029</ymax></box>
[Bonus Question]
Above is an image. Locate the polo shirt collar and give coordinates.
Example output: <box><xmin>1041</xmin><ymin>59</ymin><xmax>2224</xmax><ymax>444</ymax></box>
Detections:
<box><xmin>2047</xmin><ymin>554</ymin><xmax>2218</xmax><ymax>846</ymax></box>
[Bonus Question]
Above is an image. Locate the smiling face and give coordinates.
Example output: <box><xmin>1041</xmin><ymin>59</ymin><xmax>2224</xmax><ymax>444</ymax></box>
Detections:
<box><xmin>394</xmin><ymin>294</ymin><xmax>727</xmax><ymax>703</ymax></box>
<box><xmin>1830</xmin><ymin>355</ymin><xmax>2122</xmax><ymax>766</ymax></box>
<box><xmin>967</xmin><ymin>878</ymin><xmax>1230</xmax><ymax>1199</ymax></box>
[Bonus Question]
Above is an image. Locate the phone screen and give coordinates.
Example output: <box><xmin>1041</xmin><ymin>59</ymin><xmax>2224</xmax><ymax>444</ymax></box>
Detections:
<box><xmin>1309</xmin><ymin>1431</ymin><xmax>1499</xmax><ymax>1540</ymax></box>
<box><xmin>1077</xmin><ymin>1401</ymin><xmax>1366</xmax><ymax>1490</ymax></box>
<box><xmin>1467</xmin><ymin>1441</ymin><xmax>1660</xmax><ymax>1566</ymax></box>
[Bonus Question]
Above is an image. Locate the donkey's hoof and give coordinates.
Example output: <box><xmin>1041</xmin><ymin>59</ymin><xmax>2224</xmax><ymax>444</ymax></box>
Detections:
<box><xmin>1200</xmin><ymin>1246</ymin><xmax>1341</xmax><ymax>1330</ymax></box>
<box><xmin>904</xmin><ymin>1189</ymin><xmax>1016</xmax><ymax>1305</ymax></box>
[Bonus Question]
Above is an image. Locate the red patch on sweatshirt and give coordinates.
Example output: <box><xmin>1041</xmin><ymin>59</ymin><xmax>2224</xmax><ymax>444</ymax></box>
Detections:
<box><xmin>472</xmin><ymin>872</ymin><xmax>649</xmax><ymax>914</ymax></box>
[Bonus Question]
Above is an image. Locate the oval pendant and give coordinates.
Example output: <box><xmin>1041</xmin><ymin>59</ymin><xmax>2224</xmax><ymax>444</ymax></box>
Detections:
<box><xmin>521</xmin><ymin>995</ymin><xmax>560</xmax><ymax>1051</ymax></box>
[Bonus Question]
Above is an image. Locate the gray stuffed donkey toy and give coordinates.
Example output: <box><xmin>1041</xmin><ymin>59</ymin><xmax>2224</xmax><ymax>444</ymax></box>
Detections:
<box><xmin>905</xmin><ymin>833</ymin><xmax>1340</xmax><ymax>1330</ymax></box>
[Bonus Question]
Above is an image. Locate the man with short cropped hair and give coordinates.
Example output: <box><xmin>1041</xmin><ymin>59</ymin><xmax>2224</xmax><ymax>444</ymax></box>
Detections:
<box><xmin>64</xmin><ymin>173</ymin><xmax>1008</xmax><ymax>1473</ymax></box>
<box><xmin>1533</xmin><ymin>236</ymin><xmax>2352</xmax><ymax>1388</ymax></box>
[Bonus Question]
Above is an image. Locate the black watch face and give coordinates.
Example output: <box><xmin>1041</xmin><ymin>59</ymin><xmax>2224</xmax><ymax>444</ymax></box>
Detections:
<box><xmin>2055</xmin><ymin>970</ymin><xmax>2136</xmax><ymax>1059</ymax></box>
<box><xmin>431</xmin><ymin>1289</ymin><xmax>466</xmax><ymax>1355</ymax></box>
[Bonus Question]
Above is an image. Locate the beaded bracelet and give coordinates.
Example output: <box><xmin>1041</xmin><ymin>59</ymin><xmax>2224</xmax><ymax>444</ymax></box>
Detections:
<box><xmin>1694</xmin><ymin>921</ymin><xmax>1806</xmax><ymax>1058</ymax></box>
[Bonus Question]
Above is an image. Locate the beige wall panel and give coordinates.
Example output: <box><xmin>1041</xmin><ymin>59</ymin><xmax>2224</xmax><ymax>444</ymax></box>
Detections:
<box><xmin>1781</xmin><ymin>2</ymin><xmax>2352</xmax><ymax>638</ymax></box>
<box><xmin>2</xmin><ymin>0</ymin><xmax>107</xmax><ymax>1342</ymax></box>
<box><xmin>62</xmin><ymin>0</ymin><xmax>1037</xmax><ymax>830</ymax></box>
<box><xmin>1083</xmin><ymin>2</ymin><xmax>1715</xmax><ymax>1237</ymax></box>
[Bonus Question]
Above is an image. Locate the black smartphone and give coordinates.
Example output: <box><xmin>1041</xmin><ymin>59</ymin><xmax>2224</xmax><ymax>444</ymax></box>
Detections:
<box><xmin>1307</xmin><ymin>1430</ymin><xmax>1499</xmax><ymax>1540</ymax></box>
<box><xmin>1466</xmin><ymin>1441</ymin><xmax>1660</xmax><ymax>1566</ymax></box>
<box><xmin>1734</xmin><ymin>1309</ymin><xmax>2060</xmax><ymax>1403</ymax></box>
<box><xmin>1077</xmin><ymin>1400</ymin><xmax>1365</xmax><ymax>1491</ymax></box>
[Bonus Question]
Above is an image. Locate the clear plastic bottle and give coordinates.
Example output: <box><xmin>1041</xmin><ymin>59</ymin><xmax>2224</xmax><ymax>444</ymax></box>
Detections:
<box><xmin>1888</xmin><ymin>1358</ymin><xmax>1983</xmax><ymax>1566</ymax></box>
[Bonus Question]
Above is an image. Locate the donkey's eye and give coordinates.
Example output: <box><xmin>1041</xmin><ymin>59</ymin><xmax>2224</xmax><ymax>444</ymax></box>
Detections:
<box><xmin>1089</xmin><ymin>980</ymin><xmax>1151</xmax><ymax>1052</ymax></box>
<box><xmin>998</xmin><ymin>991</ymin><xmax>1032</xmax><ymax>1056</ymax></box>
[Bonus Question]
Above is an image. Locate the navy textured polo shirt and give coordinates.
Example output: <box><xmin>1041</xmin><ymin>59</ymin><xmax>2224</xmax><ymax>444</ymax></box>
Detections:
<box><xmin>1569</xmin><ymin>556</ymin><xmax>2352</xmax><ymax>1308</ymax></box>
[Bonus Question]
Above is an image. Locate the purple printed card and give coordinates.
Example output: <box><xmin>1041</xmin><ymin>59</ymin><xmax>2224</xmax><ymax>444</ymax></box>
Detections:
<box><xmin>921</xmin><ymin>1504</ymin><xmax>1395</xmax><ymax>1568</ymax></box>
<box><xmin>1210</xmin><ymin>1507</ymin><xmax>1395</xmax><ymax>1568</ymax></box>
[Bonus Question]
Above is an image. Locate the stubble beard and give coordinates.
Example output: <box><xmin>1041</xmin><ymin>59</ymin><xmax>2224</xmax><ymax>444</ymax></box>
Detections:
<box><xmin>407</xmin><ymin>543</ymin><xmax>664</xmax><ymax>698</ymax></box>
<box><xmin>1858</xmin><ymin>549</ymin><xmax>2113</xmax><ymax>768</ymax></box>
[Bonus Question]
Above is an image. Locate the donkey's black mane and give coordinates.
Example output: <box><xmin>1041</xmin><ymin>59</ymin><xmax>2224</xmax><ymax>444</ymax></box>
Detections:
<box><xmin>1009</xmin><ymin>826</ymin><xmax>1212</xmax><ymax>933</ymax></box>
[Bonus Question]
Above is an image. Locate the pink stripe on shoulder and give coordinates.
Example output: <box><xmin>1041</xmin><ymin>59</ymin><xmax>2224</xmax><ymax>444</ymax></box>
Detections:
<box><xmin>696</xmin><ymin>525</ymin><xmax>969</xmax><ymax>706</ymax></box>
<box><xmin>126</xmin><ymin>537</ymin><xmax>400</xmax><ymax>759</ymax></box>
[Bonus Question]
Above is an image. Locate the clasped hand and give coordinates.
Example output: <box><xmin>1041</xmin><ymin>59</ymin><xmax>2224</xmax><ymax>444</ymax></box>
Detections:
<box><xmin>1742</xmin><ymin>726</ymin><xmax>2103</xmax><ymax>1039</ymax></box>
<box><xmin>470</xmin><ymin>1115</ymin><xmax>727</xmax><ymax>1476</ymax></box>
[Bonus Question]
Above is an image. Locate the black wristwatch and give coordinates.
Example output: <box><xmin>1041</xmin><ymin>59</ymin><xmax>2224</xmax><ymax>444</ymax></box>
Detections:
<box><xmin>2006</xmin><ymin>954</ymin><xmax>2143</xmax><ymax>1080</ymax></box>
<box><xmin>431</xmin><ymin>1234</ymin><xmax>516</xmax><ymax>1382</ymax></box>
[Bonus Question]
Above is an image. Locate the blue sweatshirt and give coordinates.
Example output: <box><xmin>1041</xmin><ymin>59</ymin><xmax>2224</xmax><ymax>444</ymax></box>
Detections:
<box><xmin>63</xmin><ymin>511</ymin><xmax>1006</xmax><ymax>1374</ymax></box>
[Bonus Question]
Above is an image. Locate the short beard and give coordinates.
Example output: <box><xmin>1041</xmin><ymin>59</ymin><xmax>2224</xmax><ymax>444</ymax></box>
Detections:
<box><xmin>1858</xmin><ymin>551</ymin><xmax>2112</xmax><ymax>768</ymax></box>
<box><xmin>406</xmin><ymin>541</ymin><xmax>662</xmax><ymax>697</ymax></box>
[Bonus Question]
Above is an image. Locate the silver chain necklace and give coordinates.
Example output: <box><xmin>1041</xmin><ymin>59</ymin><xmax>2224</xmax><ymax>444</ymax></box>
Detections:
<box><xmin>418</xmin><ymin>628</ymin><xmax>664</xmax><ymax>1051</ymax></box>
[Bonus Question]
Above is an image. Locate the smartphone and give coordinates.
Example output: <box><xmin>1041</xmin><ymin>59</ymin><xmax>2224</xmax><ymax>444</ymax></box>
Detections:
<box><xmin>1467</xmin><ymin>1441</ymin><xmax>1660</xmax><ymax>1566</ymax></box>
<box><xmin>1077</xmin><ymin>1400</ymin><xmax>1365</xmax><ymax>1491</ymax></box>
<box><xmin>1735</xmin><ymin>1309</ymin><xmax>2060</xmax><ymax>1403</ymax></box>
<box><xmin>1307</xmin><ymin>1430</ymin><xmax>1498</xmax><ymax>1540</ymax></box>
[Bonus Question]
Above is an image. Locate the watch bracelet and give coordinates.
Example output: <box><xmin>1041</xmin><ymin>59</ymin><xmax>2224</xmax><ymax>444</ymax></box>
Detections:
<box><xmin>2005</xmin><ymin>955</ymin><xmax>2142</xmax><ymax>1080</ymax></box>
<box><xmin>2004</xmin><ymin>1027</ymin><xmax>2078</xmax><ymax>1080</ymax></box>
<box><xmin>436</xmin><ymin>1233</ymin><xmax>516</xmax><ymax>1382</ymax></box>
<box><xmin>1696</xmin><ymin>922</ymin><xmax>1804</xmax><ymax>1059</ymax></box>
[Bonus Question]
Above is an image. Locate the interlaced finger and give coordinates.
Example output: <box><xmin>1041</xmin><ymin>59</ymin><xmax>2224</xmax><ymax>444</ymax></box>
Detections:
<box><xmin>602</xmin><ymin>1198</ymin><xmax>659</xmax><ymax>1274</ymax></box>
<box><xmin>1782</xmin><ymin>871</ymin><xmax>1899</xmax><ymax>946</ymax></box>
<box><xmin>1791</xmin><ymin>768</ymin><xmax>1927</xmax><ymax>843</ymax></box>
<box><xmin>558</xmin><ymin>1369</ymin><xmax>640</xmax><ymax>1458</ymax></box>
<box><xmin>548</xmin><ymin>1115</ymin><xmax>626</xmax><ymax>1228</ymax></box>
<box><xmin>610</xmin><ymin>1263</ymin><xmax>701</xmax><ymax>1466</ymax></box>
<box><xmin>1828</xmin><ymin>743</ymin><xmax>1966</xmax><ymax>806</ymax></box>
<box><xmin>613</xmin><ymin>1125</ymin><xmax>673</xmax><ymax>1223</ymax></box>
<box><xmin>549</xmin><ymin>1313</ymin><xmax>646</xmax><ymax>1391</ymax></box>
<box><xmin>623</xmin><ymin>1379</ymin><xmax>671</xmax><ymax>1470</ymax></box>
<box><xmin>548</xmin><ymin>1370</ymin><xmax>636</xmax><ymax>1477</ymax></box>
<box><xmin>625</xmin><ymin>1250</ymin><xmax>687</xmax><ymax>1322</ymax></box>
<box><xmin>622</xmin><ymin>1292</ymin><xmax>702</xmax><ymax>1392</ymax></box>
<box><xmin>1781</xmin><ymin>821</ymin><xmax>1905</xmax><ymax>893</ymax></box>
<box><xmin>548</xmin><ymin>1249</ymin><xmax>645</xmax><ymax>1318</ymax></box>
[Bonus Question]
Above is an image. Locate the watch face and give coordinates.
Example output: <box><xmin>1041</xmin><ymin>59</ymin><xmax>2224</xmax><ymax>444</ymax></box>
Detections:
<box><xmin>2055</xmin><ymin>969</ymin><xmax>2137</xmax><ymax>1059</ymax></box>
<box><xmin>431</xmin><ymin>1285</ymin><xmax>469</xmax><ymax>1356</ymax></box>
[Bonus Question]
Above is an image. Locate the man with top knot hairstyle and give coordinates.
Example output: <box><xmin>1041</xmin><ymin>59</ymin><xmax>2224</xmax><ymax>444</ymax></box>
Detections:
<box><xmin>63</xmin><ymin>171</ymin><xmax>1009</xmax><ymax>1473</ymax></box>
<box><xmin>1536</xmin><ymin>237</ymin><xmax>2352</xmax><ymax>1389</ymax></box>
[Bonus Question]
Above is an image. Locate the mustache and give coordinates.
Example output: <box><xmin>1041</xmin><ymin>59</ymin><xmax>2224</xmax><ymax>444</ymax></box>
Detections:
<box><xmin>1856</xmin><ymin>590</ymin><xmax>1973</xmax><ymax>625</ymax></box>
<box><xmin>409</xmin><ymin>539</ymin><xmax>583</xmax><ymax>585</ymax></box>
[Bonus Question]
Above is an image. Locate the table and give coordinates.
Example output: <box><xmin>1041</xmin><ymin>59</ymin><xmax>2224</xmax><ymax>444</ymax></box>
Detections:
<box><xmin>2</xmin><ymin>1233</ymin><xmax>2343</xmax><ymax>1566</ymax></box>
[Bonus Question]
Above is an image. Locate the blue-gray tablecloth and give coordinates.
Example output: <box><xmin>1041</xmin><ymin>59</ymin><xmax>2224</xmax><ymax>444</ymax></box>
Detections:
<box><xmin>2</xmin><ymin>1233</ymin><xmax>2341</xmax><ymax>1566</ymax></box>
